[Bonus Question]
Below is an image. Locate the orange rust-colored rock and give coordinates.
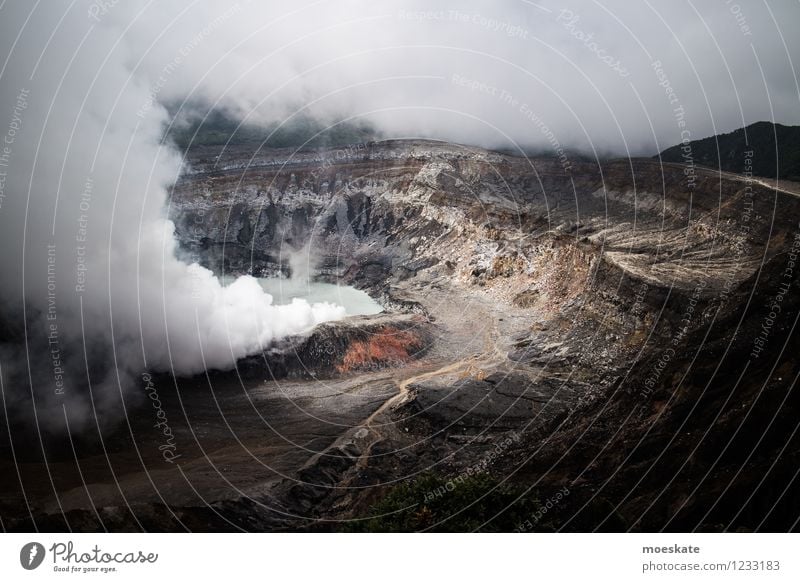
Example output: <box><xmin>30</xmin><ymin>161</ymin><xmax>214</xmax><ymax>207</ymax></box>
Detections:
<box><xmin>337</xmin><ymin>327</ymin><xmax>423</xmax><ymax>374</ymax></box>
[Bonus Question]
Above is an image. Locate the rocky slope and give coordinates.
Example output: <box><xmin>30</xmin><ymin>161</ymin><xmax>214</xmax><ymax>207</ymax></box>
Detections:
<box><xmin>4</xmin><ymin>139</ymin><xmax>799</xmax><ymax>532</ymax></box>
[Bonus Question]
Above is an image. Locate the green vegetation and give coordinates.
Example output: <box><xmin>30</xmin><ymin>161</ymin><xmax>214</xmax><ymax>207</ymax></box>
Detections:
<box><xmin>658</xmin><ymin>121</ymin><xmax>800</xmax><ymax>181</ymax></box>
<box><xmin>343</xmin><ymin>473</ymin><xmax>553</xmax><ymax>532</ymax></box>
<box><xmin>164</xmin><ymin>109</ymin><xmax>377</xmax><ymax>151</ymax></box>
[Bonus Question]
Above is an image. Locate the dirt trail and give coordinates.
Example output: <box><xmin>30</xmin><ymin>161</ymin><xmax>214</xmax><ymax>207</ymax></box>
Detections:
<box><xmin>367</xmin><ymin>358</ymin><xmax>475</xmax><ymax>428</ymax></box>
<box><xmin>339</xmin><ymin>310</ymin><xmax>508</xmax><ymax>476</ymax></box>
<box><xmin>363</xmin><ymin>298</ymin><xmax>504</xmax><ymax>433</ymax></box>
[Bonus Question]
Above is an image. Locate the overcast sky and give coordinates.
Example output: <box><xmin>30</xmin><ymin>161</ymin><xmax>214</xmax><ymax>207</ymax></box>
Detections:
<box><xmin>2</xmin><ymin>1</ymin><xmax>799</xmax><ymax>156</ymax></box>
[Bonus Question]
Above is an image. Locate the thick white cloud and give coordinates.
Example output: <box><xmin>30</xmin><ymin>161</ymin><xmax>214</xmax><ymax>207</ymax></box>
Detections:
<box><xmin>112</xmin><ymin>0</ymin><xmax>799</xmax><ymax>154</ymax></box>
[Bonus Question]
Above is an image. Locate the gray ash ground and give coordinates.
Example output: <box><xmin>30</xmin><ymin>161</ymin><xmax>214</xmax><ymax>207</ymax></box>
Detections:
<box><xmin>3</xmin><ymin>140</ymin><xmax>800</xmax><ymax>531</ymax></box>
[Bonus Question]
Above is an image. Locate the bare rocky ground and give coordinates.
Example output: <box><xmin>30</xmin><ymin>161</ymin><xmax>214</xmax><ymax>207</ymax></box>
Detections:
<box><xmin>3</xmin><ymin>140</ymin><xmax>800</xmax><ymax>531</ymax></box>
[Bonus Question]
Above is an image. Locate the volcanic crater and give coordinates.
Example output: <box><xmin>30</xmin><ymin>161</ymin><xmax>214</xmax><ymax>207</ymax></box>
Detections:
<box><xmin>5</xmin><ymin>139</ymin><xmax>800</xmax><ymax>532</ymax></box>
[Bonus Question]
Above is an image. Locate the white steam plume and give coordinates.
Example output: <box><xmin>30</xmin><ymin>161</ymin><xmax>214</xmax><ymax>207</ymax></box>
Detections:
<box><xmin>0</xmin><ymin>3</ymin><xmax>345</xmax><ymax>428</ymax></box>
